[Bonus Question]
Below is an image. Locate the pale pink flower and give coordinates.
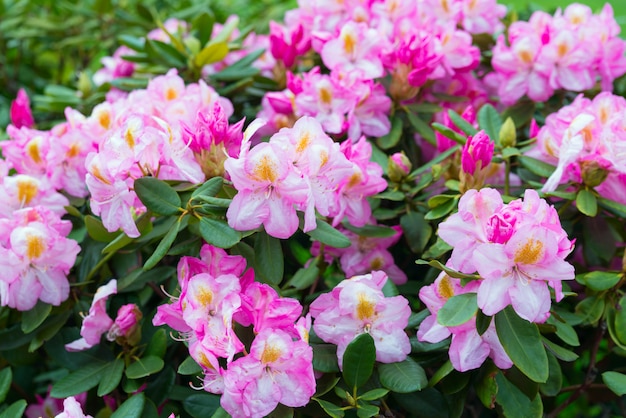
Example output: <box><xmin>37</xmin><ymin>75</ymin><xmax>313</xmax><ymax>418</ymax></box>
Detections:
<box><xmin>54</xmin><ymin>397</ymin><xmax>93</xmax><ymax>418</ymax></box>
<box><xmin>65</xmin><ymin>280</ymin><xmax>117</xmax><ymax>351</ymax></box>
<box><xmin>221</xmin><ymin>328</ymin><xmax>315</xmax><ymax>418</ymax></box>
<box><xmin>0</xmin><ymin>207</ymin><xmax>80</xmax><ymax>311</ymax></box>
<box><xmin>310</xmin><ymin>271</ymin><xmax>411</xmax><ymax>368</ymax></box>
<box><xmin>0</xmin><ymin>174</ymin><xmax>69</xmax><ymax>218</ymax></box>
<box><xmin>460</xmin><ymin>0</ymin><xmax>506</xmax><ymax>35</ymax></box>
<box><xmin>10</xmin><ymin>88</ymin><xmax>34</xmax><ymax>129</ymax></box>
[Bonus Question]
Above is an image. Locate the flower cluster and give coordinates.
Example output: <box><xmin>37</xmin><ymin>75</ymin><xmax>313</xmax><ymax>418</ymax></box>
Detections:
<box><xmin>225</xmin><ymin>116</ymin><xmax>386</xmax><ymax>238</ymax></box>
<box><xmin>526</xmin><ymin>92</ymin><xmax>626</xmax><ymax>204</ymax></box>
<box><xmin>490</xmin><ymin>4</ymin><xmax>626</xmax><ymax>105</ymax></box>
<box><xmin>310</xmin><ymin>271</ymin><xmax>411</xmax><ymax>368</ymax></box>
<box><xmin>438</xmin><ymin>187</ymin><xmax>575</xmax><ymax>323</ymax></box>
<box><xmin>153</xmin><ymin>244</ymin><xmax>315</xmax><ymax>418</ymax></box>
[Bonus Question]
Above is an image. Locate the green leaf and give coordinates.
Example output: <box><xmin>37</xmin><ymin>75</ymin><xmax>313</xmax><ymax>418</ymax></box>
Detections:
<box><xmin>476</xmin><ymin>365</ymin><xmax>498</xmax><ymax>408</ymax></box>
<box><xmin>343</xmin><ymin>223</ymin><xmax>398</xmax><ymax>238</ymax></box>
<box><xmin>495</xmin><ymin>307</ymin><xmax>548</xmax><ymax>383</ymax></box>
<box><xmin>125</xmin><ymin>356</ymin><xmax>165</xmax><ymax>379</ymax></box>
<box><xmin>359</xmin><ymin>388</ymin><xmax>390</xmax><ymax>401</ymax></box>
<box><xmin>477</xmin><ymin>104</ymin><xmax>502</xmax><ymax>145</ymax></box>
<box><xmin>134</xmin><ymin>177</ymin><xmax>182</xmax><ymax>216</ymax></box>
<box><xmin>424</xmin><ymin>197</ymin><xmax>459</xmax><ymax>220</ymax></box>
<box><xmin>400</xmin><ymin>212</ymin><xmax>432</xmax><ymax>254</ymax></box>
<box><xmin>198</xmin><ymin>217</ymin><xmax>242</xmax><ymax>249</ymax></box>
<box><xmin>575</xmin><ymin>295</ymin><xmax>605</xmax><ymax>325</ymax></box>
<box><xmin>518</xmin><ymin>156</ymin><xmax>556</xmax><ymax>178</ymax></box>
<box><xmin>118</xmin><ymin>34</ymin><xmax>145</xmax><ymax>51</ymax></box>
<box><xmin>143</xmin><ymin>218</ymin><xmax>181</xmax><ymax>270</ymax></box>
<box><xmin>431</xmin><ymin>122</ymin><xmax>467</xmax><ymax>145</ymax></box>
<box><xmin>194</xmin><ymin>42</ymin><xmax>229</xmax><ymax>67</ymax></box>
<box><xmin>576</xmin><ymin>189</ymin><xmax>598</xmax><ymax>217</ymax></box>
<box><xmin>178</xmin><ymin>356</ymin><xmax>203</xmax><ymax>375</ymax></box>
<box><xmin>539</xmin><ymin>352</ymin><xmax>562</xmax><ymax>397</ymax></box>
<box><xmin>447</xmin><ymin>109</ymin><xmax>478</xmax><ymax>136</ymax></box>
<box><xmin>377</xmin><ymin>115</ymin><xmax>403</xmax><ymax>149</ymax></box>
<box><xmin>379</xmin><ymin>357</ymin><xmax>427</xmax><ymax>393</ymax></box>
<box><xmin>85</xmin><ymin>215</ymin><xmax>122</xmax><ymax>242</ymax></box>
<box><xmin>254</xmin><ymin>231</ymin><xmax>284</xmax><ymax>285</ymax></box>
<box><xmin>405</xmin><ymin>110</ymin><xmax>436</xmax><ymax>145</ymax></box>
<box><xmin>28</xmin><ymin>311</ymin><xmax>72</xmax><ymax>352</ymax></box>
<box><xmin>313</xmin><ymin>398</ymin><xmax>345</xmax><ymax>418</ymax></box>
<box><xmin>392</xmin><ymin>388</ymin><xmax>448</xmax><ymax>418</ymax></box>
<box><xmin>437</xmin><ymin>293</ymin><xmax>478</xmax><ymax>327</ymax></box>
<box><xmin>0</xmin><ymin>400</ymin><xmax>26</xmax><ymax>418</ymax></box>
<box><xmin>0</xmin><ymin>367</ymin><xmax>11</xmax><ymax>404</ymax></box>
<box><xmin>546</xmin><ymin>316</ymin><xmax>580</xmax><ymax>347</ymax></box>
<box><xmin>145</xmin><ymin>329</ymin><xmax>168</xmax><ymax>359</ymax></box>
<box><xmin>614</xmin><ymin>295</ymin><xmax>626</xmax><ymax>346</ymax></box>
<box><xmin>97</xmin><ymin>358</ymin><xmax>125</xmax><ymax>396</ymax></box>
<box><xmin>192</xmin><ymin>176</ymin><xmax>224</xmax><ymax>199</ymax></box>
<box><xmin>51</xmin><ymin>361</ymin><xmax>108</xmax><ymax>397</ymax></box>
<box><xmin>598</xmin><ymin>196</ymin><xmax>626</xmax><ymax>217</ymax></box>
<box><xmin>306</xmin><ymin>219</ymin><xmax>351</xmax><ymax>248</ymax></box>
<box><xmin>602</xmin><ymin>372</ymin><xmax>626</xmax><ymax>396</ymax></box>
<box><xmin>285</xmin><ymin>264</ymin><xmax>319</xmax><ymax>290</ymax></box>
<box><xmin>192</xmin><ymin>12</ymin><xmax>215</xmax><ymax>46</ymax></box>
<box><xmin>183</xmin><ymin>393</ymin><xmax>222</xmax><ymax>418</ymax></box>
<box><xmin>21</xmin><ymin>301</ymin><xmax>51</xmax><ymax>333</ymax></box>
<box><xmin>501</xmin><ymin>100</ymin><xmax>535</xmax><ymax>128</ymax></box>
<box><xmin>495</xmin><ymin>372</ymin><xmax>543</xmax><ymax>418</ymax></box>
<box><xmin>312</xmin><ymin>344</ymin><xmax>340</xmax><ymax>373</ymax></box>
<box><xmin>476</xmin><ymin>310</ymin><xmax>492</xmax><ymax>335</ymax></box>
<box><xmin>541</xmin><ymin>338</ymin><xmax>578</xmax><ymax>362</ymax></box>
<box><xmin>356</xmin><ymin>403</ymin><xmax>379</xmax><ymax>418</ymax></box>
<box><xmin>581</xmin><ymin>270</ymin><xmax>622</xmax><ymax>291</ymax></box>
<box><xmin>145</xmin><ymin>39</ymin><xmax>187</xmax><ymax>68</ymax></box>
<box><xmin>342</xmin><ymin>333</ymin><xmax>376</xmax><ymax>389</ymax></box>
<box><xmin>111</xmin><ymin>393</ymin><xmax>145</xmax><ymax>418</ymax></box>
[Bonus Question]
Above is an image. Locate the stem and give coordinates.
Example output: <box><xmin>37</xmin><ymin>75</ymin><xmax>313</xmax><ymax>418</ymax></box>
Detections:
<box><xmin>504</xmin><ymin>157</ymin><xmax>511</xmax><ymax>196</ymax></box>
<box><xmin>546</xmin><ymin>321</ymin><xmax>606</xmax><ymax>418</ymax></box>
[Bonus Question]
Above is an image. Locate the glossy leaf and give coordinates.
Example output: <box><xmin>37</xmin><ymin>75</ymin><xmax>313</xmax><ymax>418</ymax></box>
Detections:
<box><xmin>312</xmin><ymin>344</ymin><xmax>340</xmax><ymax>373</ymax></box>
<box><xmin>51</xmin><ymin>361</ymin><xmax>108</xmax><ymax>397</ymax></box>
<box><xmin>183</xmin><ymin>393</ymin><xmax>222</xmax><ymax>418</ymax></box>
<box><xmin>542</xmin><ymin>337</ymin><xmax>578</xmax><ymax>362</ymax></box>
<box><xmin>576</xmin><ymin>189</ymin><xmax>598</xmax><ymax>217</ymax></box>
<box><xmin>199</xmin><ymin>217</ymin><xmax>242</xmax><ymax>249</ymax></box>
<box><xmin>342</xmin><ymin>333</ymin><xmax>376</xmax><ymax>389</ymax></box>
<box><xmin>97</xmin><ymin>358</ymin><xmax>125</xmax><ymax>396</ymax></box>
<box><xmin>602</xmin><ymin>372</ymin><xmax>626</xmax><ymax>396</ymax></box>
<box><xmin>314</xmin><ymin>398</ymin><xmax>345</xmax><ymax>418</ymax></box>
<box><xmin>448</xmin><ymin>109</ymin><xmax>478</xmax><ymax>136</ymax></box>
<box><xmin>377</xmin><ymin>114</ymin><xmax>403</xmax><ymax>149</ymax></box>
<box><xmin>495</xmin><ymin>372</ymin><xmax>543</xmax><ymax>418</ymax></box>
<box><xmin>134</xmin><ymin>177</ymin><xmax>182</xmax><ymax>216</ymax></box>
<box><xmin>0</xmin><ymin>400</ymin><xmax>26</xmax><ymax>418</ymax></box>
<box><xmin>0</xmin><ymin>367</ymin><xmax>11</xmax><ymax>404</ymax></box>
<box><xmin>401</xmin><ymin>212</ymin><xmax>432</xmax><ymax>254</ymax></box>
<box><xmin>378</xmin><ymin>357</ymin><xmax>427</xmax><ymax>393</ymax></box>
<box><xmin>518</xmin><ymin>156</ymin><xmax>556</xmax><ymax>178</ymax></box>
<box><xmin>581</xmin><ymin>270</ymin><xmax>621</xmax><ymax>291</ymax></box>
<box><xmin>143</xmin><ymin>218</ymin><xmax>181</xmax><ymax>270</ymax></box>
<box><xmin>178</xmin><ymin>356</ymin><xmax>203</xmax><ymax>375</ymax></box>
<box><xmin>495</xmin><ymin>307</ymin><xmax>548</xmax><ymax>383</ymax></box>
<box><xmin>194</xmin><ymin>41</ymin><xmax>229</xmax><ymax>67</ymax></box>
<box><xmin>254</xmin><ymin>230</ymin><xmax>284</xmax><ymax>284</ymax></box>
<box><xmin>85</xmin><ymin>215</ymin><xmax>121</xmax><ymax>242</ymax></box>
<box><xmin>437</xmin><ymin>293</ymin><xmax>477</xmax><ymax>327</ymax></box>
<box><xmin>306</xmin><ymin>219</ymin><xmax>351</xmax><ymax>248</ymax></box>
<box><xmin>125</xmin><ymin>356</ymin><xmax>165</xmax><ymax>379</ymax></box>
<box><xmin>477</xmin><ymin>104</ymin><xmax>502</xmax><ymax>145</ymax></box>
<box><xmin>111</xmin><ymin>393</ymin><xmax>145</xmax><ymax>418</ymax></box>
<box><xmin>21</xmin><ymin>301</ymin><xmax>51</xmax><ymax>333</ymax></box>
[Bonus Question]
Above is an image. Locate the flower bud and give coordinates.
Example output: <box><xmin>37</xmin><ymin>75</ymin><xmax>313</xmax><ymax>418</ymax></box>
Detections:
<box><xmin>388</xmin><ymin>152</ymin><xmax>412</xmax><ymax>182</ymax></box>
<box><xmin>461</xmin><ymin>130</ymin><xmax>494</xmax><ymax>175</ymax></box>
<box><xmin>10</xmin><ymin>88</ymin><xmax>34</xmax><ymax>129</ymax></box>
<box><xmin>108</xmin><ymin>303</ymin><xmax>142</xmax><ymax>345</ymax></box>
<box><xmin>580</xmin><ymin>159</ymin><xmax>610</xmax><ymax>188</ymax></box>
<box><xmin>499</xmin><ymin>117</ymin><xmax>516</xmax><ymax>148</ymax></box>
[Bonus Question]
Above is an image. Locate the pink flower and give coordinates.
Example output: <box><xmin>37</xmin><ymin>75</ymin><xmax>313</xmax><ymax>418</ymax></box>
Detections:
<box><xmin>107</xmin><ymin>303</ymin><xmax>142</xmax><ymax>344</ymax></box>
<box><xmin>65</xmin><ymin>280</ymin><xmax>117</xmax><ymax>351</ymax></box>
<box><xmin>0</xmin><ymin>207</ymin><xmax>80</xmax><ymax>311</ymax></box>
<box><xmin>0</xmin><ymin>174</ymin><xmax>69</xmax><ymax>218</ymax></box>
<box><xmin>10</xmin><ymin>88</ymin><xmax>34</xmax><ymax>129</ymax></box>
<box><xmin>310</xmin><ymin>271</ymin><xmax>411</xmax><ymax>368</ymax></box>
<box><xmin>54</xmin><ymin>397</ymin><xmax>93</xmax><ymax>418</ymax></box>
<box><xmin>417</xmin><ymin>272</ymin><xmax>512</xmax><ymax>372</ymax></box>
<box><xmin>269</xmin><ymin>21</ymin><xmax>311</xmax><ymax>68</ymax></box>
<box><xmin>461</xmin><ymin>130</ymin><xmax>494</xmax><ymax>175</ymax></box>
<box><xmin>225</xmin><ymin>126</ymin><xmax>311</xmax><ymax>239</ymax></box>
<box><xmin>438</xmin><ymin>188</ymin><xmax>575</xmax><ymax>323</ymax></box>
<box><xmin>221</xmin><ymin>328</ymin><xmax>315</xmax><ymax>418</ymax></box>
<box><xmin>321</xmin><ymin>21</ymin><xmax>386</xmax><ymax>79</ymax></box>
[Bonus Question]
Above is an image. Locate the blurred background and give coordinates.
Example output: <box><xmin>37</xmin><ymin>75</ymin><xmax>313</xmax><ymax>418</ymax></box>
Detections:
<box><xmin>1</xmin><ymin>0</ymin><xmax>624</xmax><ymax>127</ymax></box>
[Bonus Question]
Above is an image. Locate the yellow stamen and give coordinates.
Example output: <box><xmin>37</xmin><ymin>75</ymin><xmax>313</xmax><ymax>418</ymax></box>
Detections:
<box><xmin>16</xmin><ymin>178</ymin><xmax>38</xmax><ymax>205</ymax></box>
<box><xmin>356</xmin><ymin>293</ymin><xmax>376</xmax><ymax>320</ymax></box>
<box><xmin>253</xmin><ymin>155</ymin><xmax>278</xmax><ymax>183</ymax></box>
<box><xmin>261</xmin><ymin>344</ymin><xmax>281</xmax><ymax>364</ymax></box>
<box><xmin>26</xmin><ymin>234</ymin><xmax>45</xmax><ymax>260</ymax></box>
<box><xmin>514</xmin><ymin>239</ymin><xmax>544</xmax><ymax>265</ymax></box>
<box><xmin>319</xmin><ymin>87</ymin><xmax>333</xmax><ymax>106</ymax></box>
<box><xmin>437</xmin><ymin>275</ymin><xmax>454</xmax><ymax>299</ymax></box>
<box><xmin>27</xmin><ymin>140</ymin><xmax>42</xmax><ymax>164</ymax></box>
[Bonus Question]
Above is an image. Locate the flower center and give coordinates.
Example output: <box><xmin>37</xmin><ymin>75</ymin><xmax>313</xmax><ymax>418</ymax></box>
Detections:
<box><xmin>261</xmin><ymin>344</ymin><xmax>281</xmax><ymax>364</ymax></box>
<box><xmin>26</xmin><ymin>234</ymin><xmax>46</xmax><ymax>260</ymax></box>
<box><xmin>437</xmin><ymin>275</ymin><xmax>454</xmax><ymax>299</ymax></box>
<box><xmin>253</xmin><ymin>155</ymin><xmax>278</xmax><ymax>183</ymax></box>
<box><xmin>514</xmin><ymin>238</ymin><xmax>544</xmax><ymax>265</ymax></box>
<box><xmin>17</xmin><ymin>178</ymin><xmax>38</xmax><ymax>205</ymax></box>
<box><xmin>356</xmin><ymin>293</ymin><xmax>375</xmax><ymax>320</ymax></box>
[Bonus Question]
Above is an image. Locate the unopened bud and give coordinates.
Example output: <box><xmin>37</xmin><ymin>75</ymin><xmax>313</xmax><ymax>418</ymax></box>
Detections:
<box><xmin>580</xmin><ymin>159</ymin><xmax>610</xmax><ymax>188</ymax></box>
<box><xmin>388</xmin><ymin>152</ymin><xmax>412</xmax><ymax>182</ymax></box>
<box><xmin>10</xmin><ymin>88</ymin><xmax>34</xmax><ymax>129</ymax></box>
<box><xmin>108</xmin><ymin>303</ymin><xmax>142</xmax><ymax>346</ymax></box>
<box><xmin>499</xmin><ymin>117</ymin><xmax>516</xmax><ymax>148</ymax></box>
<box><xmin>461</xmin><ymin>130</ymin><xmax>494</xmax><ymax>175</ymax></box>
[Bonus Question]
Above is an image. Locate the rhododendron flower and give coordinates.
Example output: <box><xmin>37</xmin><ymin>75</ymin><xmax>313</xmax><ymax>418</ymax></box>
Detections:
<box><xmin>107</xmin><ymin>303</ymin><xmax>142</xmax><ymax>344</ymax></box>
<box><xmin>65</xmin><ymin>280</ymin><xmax>117</xmax><ymax>352</ymax></box>
<box><xmin>269</xmin><ymin>21</ymin><xmax>311</xmax><ymax>68</ymax></box>
<box><xmin>438</xmin><ymin>188</ymin><xmax>575</xmax><ymax>323</ymax></box>
<box><xmin>418</xmin><ymin>272</ymin><xmax>512</xmax><ymax>372</ymax></box>
<box><xmin>10</xmin><ymin>88</ymin><xmax>34</xmax><ymax>129</ymax></box>
<box><xmin>310</xmin><ymin>271</ymin><xmax>411</xmax><ymax>368</ymax></box>
<box><xmin>0</xmin><ymin>174</ymin><xmax>69</xmax><ymax>218</ymax></box>
<box><xmin>221</xmin><ymin>328</ymin><xmax>315</xmax><ymax>418</ymax></box>
<box><xmin>0</xmin><ymin>207</ymin><xmax>80</xmax><ymax>311</ymax></box>
<box><xmin>26</xmin><ymin>389</ymin><xmax>87</xmax><ymax>418</ymax></box>
<box><xmin>54</xmin><ymin>396</ymin><xmax>93</xmax><ymax>418</ymax></box>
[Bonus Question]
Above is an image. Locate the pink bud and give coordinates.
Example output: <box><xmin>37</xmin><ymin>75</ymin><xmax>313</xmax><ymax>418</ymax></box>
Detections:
<box><xmin>529</xmin><ymin>118</ymin><xmax>540</xmax><ymax>138</ymax></box>
<box><xmin>10</xmin><ymin>88</ymin><xmax>34</xmax><ymax>128</ymax></box>
<box><xmin>108</xmin><ymin>303</ymin><xmax>142</xmax><ymax>344</ymax></box>
<box><xmin>461</xmin><ymin>130</ymin><xmax>494</xmax><ymax>175</ymax></box>
<box><xmin>388</xmin><ymin>152</ymin><xmax>412</xmax><ymax>182</ymax></box>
